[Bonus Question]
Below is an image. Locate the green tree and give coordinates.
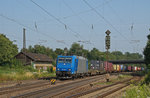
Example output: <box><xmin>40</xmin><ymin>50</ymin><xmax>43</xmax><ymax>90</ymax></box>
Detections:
<box><xmin>0</xmin><ymin>34</ymin><xmax>18</xmax><ymax>65</ymax></box>
<box><xmin>55</xmin><ymin>48</ymin><xmax>64</xmax><ymax>55</ymax></box>
<box><xmin>82</xmin><ymin>49</ymin><xmax>89</xmax><ymax>58</ymax></box>
<box><xmin>69</xmin><ymin>43</ymin><xmax>83</xmax><ymax>56</ymax></box>
<box><xmin>27</xmin><ymin>45</ymin><xmax>56</xmax><ymax>59</ymax></box>
<box><xmin>88</xmin><ymin>48</ymin><xmax>104</xmax><ymax>60</ymax></box>
<box><xmin>144</xmin><ymin>34</ymin><xmax>150</xmax><ymax>66</ymax></box>
<box><xmin>111</xmin><ymin>51</ymin><xmax>124</xmax><ymax>60</ymax></box>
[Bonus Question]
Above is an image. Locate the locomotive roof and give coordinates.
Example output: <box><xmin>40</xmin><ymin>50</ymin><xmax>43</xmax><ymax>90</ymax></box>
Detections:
<box><xmin>58</xmin><ymin>55</ymin><xmax>87</xmax><ymax>60</ymax></box>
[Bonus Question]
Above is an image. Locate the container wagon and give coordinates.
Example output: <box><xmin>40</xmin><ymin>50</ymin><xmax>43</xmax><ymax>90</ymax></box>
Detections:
<box><xmin>120</xmin><ymin>65</ymin><xmax>124</xmax><ymax>72</ymax></box>
<box><xmin>128</xmin><ymin>66</ymin><xmax>132</xmax><ymax>72</ymax></box>
<box><xmin>56</xmin><ymin>55</ymin><xmax>88</xmax><ymax>79</ymax></box>
<box><xmin>89</xmin><ymin>60</ymin><xmax>105</xmax><ymax>75</ymax></box>
<box><xmin>113</xmin><ymin>64</ymin><xmax>117</xmax><ymax>72</ymax></box>
<box><xmin>123</xmin><ymin>65</ymin><xmax>128</xmax><ymax>72</ymax></box>
<box><xmin>141</xmin><ymin>67</ymin><xmax>144</xmax><ymax>71</ymax></box>
<box><xmin>135</xmin><ymin>66</ymin><xmax>138</xmax><ymax>71</ymax></box>
<box><xmin>104</xmin><ymin>62</ymin><xmax>114</xmax><ymax>73</ymax></box>
<box><xmin>132</xmin><ymin>66</ymin><xmax>136</xmax><ymax>72</ymax></box>
<box><xmin>89</xmin><ymin>60</ymin><xmax>99</xmax><ymax>75</ymax></box>
<box><xmin>116</xmin><ymin>65</ymin><xmax>120</xmax><ymax>72</ymax></box>
<box><xmin>138</xmin><ymin>67</ymin><xmax>141</xmax><ymax>71</ymax></box>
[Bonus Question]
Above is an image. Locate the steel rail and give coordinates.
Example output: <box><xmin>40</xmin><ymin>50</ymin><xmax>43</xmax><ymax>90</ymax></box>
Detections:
<box><xmin>12</xmin><ymin>75</ymin><xmax>105</xmax><ymax>98</ymax></box>
<box><xmin>66</xmin><ymin>78</ymin><xmax>133</xmax><ymax>98</ymax></box>
<box><xmin>98</xmin><ymin>77</ymin><xmax>142</xmax><ymax>98</ymax></box>
<box><xmin>66</xmin><ymin>76</ymin><xmax>141</xmax><ymax>98</ymax></box>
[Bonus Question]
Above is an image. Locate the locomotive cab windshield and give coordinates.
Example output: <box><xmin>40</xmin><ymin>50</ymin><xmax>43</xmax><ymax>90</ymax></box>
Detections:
<box><xmin>58</xmin><ymin>57</ymin><xmax>72</xmax><ymax>63</ymax></box>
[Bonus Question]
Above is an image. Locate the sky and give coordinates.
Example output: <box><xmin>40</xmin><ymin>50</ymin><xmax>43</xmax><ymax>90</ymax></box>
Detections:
<box><xmin>0</xmin><ymin>0</ymin><xmax>150</xmax><ymax>54</ymax></box>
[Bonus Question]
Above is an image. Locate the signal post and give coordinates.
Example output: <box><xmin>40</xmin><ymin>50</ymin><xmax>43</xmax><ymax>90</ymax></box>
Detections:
<box><xmin>105</xmin><ymin>30</ymin><xmax>111</xmax><ymax>82</ymax></box>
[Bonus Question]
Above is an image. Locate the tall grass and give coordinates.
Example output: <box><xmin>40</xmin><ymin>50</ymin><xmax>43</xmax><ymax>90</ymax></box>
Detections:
<box><xmin>124</xmin><ymin>84</ymin><xmax>150</xmax><ymax>98</ymax></box>
<box><xmin>124</xmin><ymin>71</ymin><xmax>150</xmax><ymax>98</ymax></box>
<box><xmin>0</xmin><ymin>65</ymin><xmax>56</xmax><ymax>82</ymax></box>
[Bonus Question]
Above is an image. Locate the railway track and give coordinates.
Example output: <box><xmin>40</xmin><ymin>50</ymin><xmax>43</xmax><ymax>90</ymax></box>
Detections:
<box><xmin>0</xmin><ymin>72</ymin><xmax>135</xmax><ymax>97</ymax></box>
<box><xmin>0</xmin><ymin>74</ymin><xmax>106</xmax><ymax>97</ymax></box>
<box><xmin>0</xmin><ymin>77</ymin><xmax>63</xmax><ymax>96</ymax></box>
<box><xmin>66</xmin><ymin>76</ymin><xmax>141</xmax><ymax>98</ymax></box>
<box><xmin>0</xmin><ymin>80</ymin><xmax>51</xmax><ymax>95</ymax></box>
<box><xmin>98</xmin><ymin>76</ymin><xmax>141</xmax><ymax>98</ymax></box>
<box><xmin>0</xmin><ymin>75</ymin><xmax>102</xmax><ymax>96</ymax></box>
<box><xmin>0</xmin><ymin>77</ymin><xmax>56</xmax><ymax>92</ymax></box>
<box><xmin>12</xmin><ymin>75</ymin><xmax>106</xmax><ymax>98</ymax></box>
<box><xmin>0</xmin><ymin>72</ymin><xmax>133</xmax><ymax>95</ymax></box>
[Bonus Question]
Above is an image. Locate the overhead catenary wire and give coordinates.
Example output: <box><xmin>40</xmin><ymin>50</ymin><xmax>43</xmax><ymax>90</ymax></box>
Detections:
<box><xmin>62</xmin><ymin>0</ymin><xmax>96</xmax><ymax>47</ymax></box>
<box><xmin>5</xmin><ymin>34</ymin><xmax>37</xmax><ymax>44</ymax></box>
<box><xmin>0</xmin><ymin>14</ymin><xmax>69</xmax><ymax>46</ymax></box>
<box><xmin>30</xmin><ymin>0</ymin><xmax>82</xmax><ymax>39</ymax></box>
<box><xmin>62</xmin><ymin>0</ymin><xmax>88</xmax><ymax>27</ymax></box>
<box><xmin>130</xmin><ymin>0</ymin><xmax>135</xmax><ymax>37</ymax></box>
<box><xmin>62</xmin><ymin>0</ymin><xmax>112</xmax><ymax>19</ymax></box>
<box><xmin>82</xmin><ymin>0</ymin><xmax>130</xmax><ymax>42</ymax></box>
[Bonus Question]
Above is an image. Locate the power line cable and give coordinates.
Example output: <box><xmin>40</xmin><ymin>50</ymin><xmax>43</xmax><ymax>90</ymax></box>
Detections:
<box><xmin>62</xmin><ymin>0</ymin><xmax>112</xmax><ymax>19</ymax></box>
<box><xmin>82</xmin><ymin>0</ymin><xmax>129</xmax><ymax>41</ymax></box>
<box><xmin>62</xmin><ymin>0</ymin><xmax>96</xmax><ymax>47</ymax></box>
<box><xmin>0</xmin><ymin>14</ymin><xmax>69</xmax><ymax>46</ymax></box>
<box><xmin>30</xmin><ymin>0</ymin><xmax>81</xmax><ymax>39</ymax></box>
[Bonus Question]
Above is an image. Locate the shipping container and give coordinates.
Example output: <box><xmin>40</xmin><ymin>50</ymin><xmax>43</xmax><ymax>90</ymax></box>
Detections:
<box><xmin>128</xmin><ymin>66</ymin><xmax>132</xmax><ymax>71</ymax></box>
<box><xmin>138</xmin><ymin>67</ymin><xmax>140</xmax><ymax>71</ymax></box>
<box><xmin>90</xmin><ymin>60</ymin><xmax>105</xmax><ymax>75</ymax></box>
<box><xmin>123</xmin><ymin>65</ymin><xmax>128</xmax><ymax>72</ymax></box>
<box><xmin>99</xmin><ymin>61</ymin><xmax>105</xmax><ymax>72</ymax></box>
<box><xmin>113</xmin><ymin>64</ymin><xmax>117</xmax><ymax>72</ymax></box>
<box><xmin>120</xmin><ymin>65</ymin><xmax>124</xmax><ymax>71</ymax></box>
<box><xmin>135</xmin><ymin>67</ymin><xmax>138</xmax><ymax>71</ymax></box>
<box><xmin>109</xmin><ymin>62</ymin><xmax>114</xmax><ymax>72</ymax></box>
<box><xmin>141</xmin><ymin>67</ymin><xmax>144</xmax><ymax>71</ymax></box>
<box><xmin>104</xmin><ymin>61</ymin><xmax>113</xmax><ymax>72</ymax></box>
<box><xmin>116</xmin><ymin>65</ymin><xmax>120</xmax><ymax>72</ymax></box>
<box><xmin>104</xmin><ymin>61</ymin><xmax>108</xmax><ymax>72</ymax></box>
<box><xmin>139</xmin><ymin>67</ymin><xmax>141</xmax><ymax>71</ymax></box>
<box><xmin>131</xmin><ymin>66</ymin><xmax>135</xmax><ymax>71</ymax></box>
<box><xmin>137</xmin><ymin>67</ymin><xmax>141</xmax><ymax>71</ymax></box>
<box><xmin>90</xmin><ymin>60</ymin><xmax>100</xmax><ymax>70</ymax></box>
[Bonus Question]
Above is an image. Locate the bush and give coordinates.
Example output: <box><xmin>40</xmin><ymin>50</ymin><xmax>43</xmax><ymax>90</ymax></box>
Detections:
<box><xmin>50</xmin><ymin>66</ymin><xmax>53</xmax><ymax>73</ymax></box>
<box><xmin>124</xmin><ymin>84</ymin><xmax>150</xmax><ymax>98</ymax></box>
<box><xmin>47</xmin><ymin>66</ymin><xmax>54</xmax><ymax>73</ymax></box>
<box><xmin>26</xmin><ymin>66</ymin><xmax>37</xmax><ymax>72</ymax></box>
<box><xmin>47</xmin><ymin>67</ymin><xmax>51</xmax><ymax>73</ymax></box>
<box><xmin>144</xmin><ymin>72</ymin><xmax>150</xmax><ymax>84</ymax></box>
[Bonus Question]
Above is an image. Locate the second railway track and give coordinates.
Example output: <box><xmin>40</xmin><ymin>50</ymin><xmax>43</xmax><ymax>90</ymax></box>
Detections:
<box><xmin>66</xmin><ymin>76</ymin><xmax>141</xmax><ymax>98</ymax></box>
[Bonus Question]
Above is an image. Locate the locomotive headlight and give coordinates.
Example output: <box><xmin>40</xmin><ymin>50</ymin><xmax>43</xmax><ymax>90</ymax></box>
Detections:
<box><xmin>68</xmin><ymin>69</ymin><xmax>71</xmax><ymax>71</ymax></box>
<box><xmin>57</xmin><ymin>68</ymin><xmax>60</xmax><ymax>71</ymax></box>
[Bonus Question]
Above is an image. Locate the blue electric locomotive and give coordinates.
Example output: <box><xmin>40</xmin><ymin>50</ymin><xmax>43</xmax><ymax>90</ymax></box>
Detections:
<box><xmin>56</xmin><ymin>55</ymin><xmax>88</xmax><ymax>79</ymax></box>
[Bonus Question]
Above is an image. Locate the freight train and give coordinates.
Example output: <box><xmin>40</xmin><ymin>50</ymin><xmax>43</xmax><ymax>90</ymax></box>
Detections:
<box><xmin>56</xmin><ymin>55</ymin><xmax>144</xmax><ymax>79</ymax></box>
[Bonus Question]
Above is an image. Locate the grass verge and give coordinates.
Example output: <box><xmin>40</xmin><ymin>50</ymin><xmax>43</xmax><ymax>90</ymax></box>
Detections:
<box><xmin>0</xmin><ymin>66</ymin><xmax>56</xmax><ymax>83</ymax></box>
<box><xmin>123</xmin><ymin>84</ymin><xmax>150</xmax><ymax>98</ymax></box>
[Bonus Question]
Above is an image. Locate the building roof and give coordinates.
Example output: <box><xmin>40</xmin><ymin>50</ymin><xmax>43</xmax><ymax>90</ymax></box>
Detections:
<box><xmin>16</xmin><ymin>52</ymin><xmax>52</xmax><ymax>62</ymax></box>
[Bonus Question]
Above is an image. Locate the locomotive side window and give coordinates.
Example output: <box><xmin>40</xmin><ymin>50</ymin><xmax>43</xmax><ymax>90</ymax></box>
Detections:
<box><xmin>65</xmin><ymin>58</ymin><xmax>72</xmax><ymax>63</ymax></box>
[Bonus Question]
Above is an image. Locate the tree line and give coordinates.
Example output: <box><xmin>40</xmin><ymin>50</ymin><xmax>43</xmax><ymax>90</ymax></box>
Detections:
<box><xmin>0</xmin><ymin>33</ymin><xmax>144</xmax><ymax>66</ymax></box>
